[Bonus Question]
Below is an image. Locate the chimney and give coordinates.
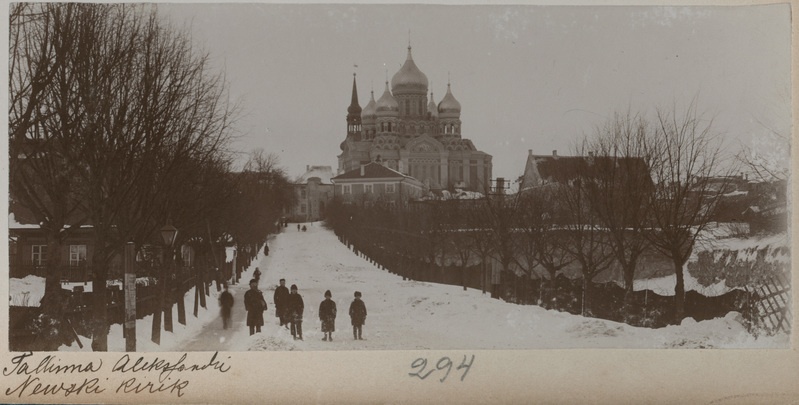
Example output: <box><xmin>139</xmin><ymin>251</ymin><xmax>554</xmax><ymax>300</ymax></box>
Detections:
<box><xmin>528</xmin><ymin>149</ymin><xmax>533</xmax><ymax>156</ymax></box>
<box><xmin>360</xmin><ymin>164</ymin><xmax>365</xmax><ymax>176</ymax></box>
<box><xmin>496</xmin><ymin>177</ymin><xmax>505</xmax><ymax>194</ymax></box>
<box><xmin>552</xmin><ymin>150</ymin><xmax>558</xmax><ymax>157</ymax></box>
<box><xmin>306</xmin><ymin>165</ymin><xmax>310</xmax><ymax>172</ymax></box>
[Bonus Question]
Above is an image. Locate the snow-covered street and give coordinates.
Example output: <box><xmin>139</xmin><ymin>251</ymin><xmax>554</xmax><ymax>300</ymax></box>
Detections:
<box><xmin>158</xmin><ymin>222</ymin><xmax>785</xmax><ymax>351</ymax></box>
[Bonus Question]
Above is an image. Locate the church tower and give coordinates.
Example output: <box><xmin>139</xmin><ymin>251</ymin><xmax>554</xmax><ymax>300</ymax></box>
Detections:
<box><xmin>346</xmin><ymin>73</ymin><xmax>362</xmax><ymax>139</ymax></box>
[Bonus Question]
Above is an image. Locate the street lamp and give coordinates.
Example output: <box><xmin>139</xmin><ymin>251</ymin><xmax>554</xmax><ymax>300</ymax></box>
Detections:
<box><xmin>160</xmin><ymin>224</ymin><xmax>178</xmax><ymax>247</ymax></box>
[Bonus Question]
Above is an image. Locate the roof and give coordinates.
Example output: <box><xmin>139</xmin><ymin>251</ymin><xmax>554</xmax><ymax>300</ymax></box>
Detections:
<box><xmin>332</xmin><ymin>162</ymin><xmax>414</xmax><ymax>181</ymax></box>
<box><xmin>518</xmin><ymin>151</ymin><xmax>651</xmax><ymax>192</ymax></box>
<box><xmin>298</xmin><ymin>166</ymin><xmax>334</xmax><ymax>184</ymax></box>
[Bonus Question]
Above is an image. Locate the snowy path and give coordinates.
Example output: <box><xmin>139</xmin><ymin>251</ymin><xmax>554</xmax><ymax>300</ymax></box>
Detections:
<box><xmin>168</xmin><ymin>223</ymin><xmax>788</xmax><ymax>351</ymax></box>
<box><xmin>179</xmin><ymin>283</ymin><xmax>248</xmax><ymax>351</ymax></box>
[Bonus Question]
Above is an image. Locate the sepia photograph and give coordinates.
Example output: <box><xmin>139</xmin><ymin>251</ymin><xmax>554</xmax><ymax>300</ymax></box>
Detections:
<box><xmin>3</xmin><ymin>1</ymin><xmax>796</xmax><ymax>403</ymax></box>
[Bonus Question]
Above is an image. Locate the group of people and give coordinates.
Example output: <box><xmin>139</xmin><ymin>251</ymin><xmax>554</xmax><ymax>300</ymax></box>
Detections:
<box><xmin>221</xmin><ymin>276</ymin><xmax>369</xmax><ymax>341</ymax></box>
<box><xmin>272</xmin><ymin>278</ymin><xmax>306</xmax><ymax>340</ymax></box>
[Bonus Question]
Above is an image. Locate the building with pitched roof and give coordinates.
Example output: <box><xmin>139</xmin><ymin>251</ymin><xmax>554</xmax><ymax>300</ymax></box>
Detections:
<box><xmin>286</xmin><ymin>165</ymin><xmax>335</xmax><ymax>222</ymax></box>
<box><xmin>330</xmin><ymin>161</ymin><xmax>425</xmax><ymax>208</ymax></box>
<box><xmin>338</xmin><ymin>46</ymin><xmax>492</xmax><ymax>192</ymax></box>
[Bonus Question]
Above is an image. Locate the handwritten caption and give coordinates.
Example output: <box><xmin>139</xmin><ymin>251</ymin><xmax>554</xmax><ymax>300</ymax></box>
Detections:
<box><xmin>409</xmin><ymin>355</ymin><xmax>474</xmax><ymax>382</ymax></box>
<box><xmin>2</xmin><ymin>351</ymin><xmax>231</xmax><ymax>399</ymax></box>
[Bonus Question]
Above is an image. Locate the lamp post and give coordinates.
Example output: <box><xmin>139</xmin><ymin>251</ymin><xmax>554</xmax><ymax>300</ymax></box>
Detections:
<box><xmin>152</xmin><ymin>224</ymin><xmax>178</xmax><ymax>345</ymax></box>
<box><xmin>161</xmin><ymin>225</ymin><xmax>178</xmax><ymax>332</ymax></box>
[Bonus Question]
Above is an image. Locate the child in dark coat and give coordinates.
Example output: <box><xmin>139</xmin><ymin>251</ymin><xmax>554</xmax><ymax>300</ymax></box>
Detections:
<box><xmin>349</xmin><ymin>291</ymin><xmax>367</xmax><ymax>340</ymax></box>
<box><xmin>319</xmin><ymin>290</ymin><xmax>337</xmax><ymax>341</ymax></box>
<box><xmin>244</xmin><ymin>279</ymin><xmax>267</xmax><ymax>335</ymax></box>
<box><xmin>287</xmin><ymin>284</ymin><xmax>304</xmax><ymax>340</ymax></box>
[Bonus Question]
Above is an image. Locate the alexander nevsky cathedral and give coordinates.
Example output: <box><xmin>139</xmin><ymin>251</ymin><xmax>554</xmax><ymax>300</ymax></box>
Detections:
<box><xmin>337</xmin><ymin>46</ymin><xmax>493</xmax><ymax>192</ymax></box>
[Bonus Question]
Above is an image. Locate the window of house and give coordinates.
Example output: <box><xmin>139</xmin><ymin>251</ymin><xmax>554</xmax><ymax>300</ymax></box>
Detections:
<box><xmin>69</xmin><ymin>245</ymin><xmax>87</xmax><ymax>267</ymax></box>
<box><xmin>300</xmin><ymin>203</ymin><xmax>306</xmax><ymax>214</ymax></box>
<box><xmin>300</xmin><ymin>189</ymin><xmax>307</xmax><ymax>199</ymax></box>
<box><xmin>385</xmin><ymin>183</ymin><xmax>396</xmax><ymax>193</ymax></box>
<box><xmin>364</xmin><ymin>184</ymin><xmax>373</xmax><ymax>193</ymax></box>
<box><xmin>31</xmin><ymin>245</ymin><xmax>47</xmax><ymax>266</ymax></box>
<box><xmin>343</xmin><ymin>185</ymin><xmax>351</xmax><ymax>194</ymax></box>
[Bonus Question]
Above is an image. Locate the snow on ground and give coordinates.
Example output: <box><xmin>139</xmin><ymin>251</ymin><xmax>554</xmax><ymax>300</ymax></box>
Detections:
<box><xmin>182</xmin><ymin>223</ymin><xmax>788</xmax><ymax>351</ymax></box>
<box><xmin>9</xmin><ymin>275</ymin><xmax>46</xmax><ymax>306</ymax></box>
<box><xmin>39</xmin><ymin>223</ymin><xmax>789</xmax><ymax>351</ymax></box>
<box><xmin>9</xmin><ymin>276</ymin><xmax>156</xmax><ymax>306</ymax></box>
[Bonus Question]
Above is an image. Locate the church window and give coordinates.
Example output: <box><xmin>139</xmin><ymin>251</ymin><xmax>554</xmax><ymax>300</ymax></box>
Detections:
<box><xmin>300</xmin><ymin>204</ymin><xmax>306</xmax><ymax>214</ymax></box>
<box><xmin>365</xmin><ymin>184</ymin><xmax>373</xmax><ymax>194</ymax></box>
<box><xmin>343</xmin><ymin>185</ymin><xmax>351</xmax><ymax>194</ymax></box>
<box><xmin>405</xmin><ymin>100</ymin><xmax>410</xmax><ymax>115</ymax></box>
<box><xmin>385</xmin><ymin>184</ymin><xmax>396</xmax><ymax>193</ymax></box>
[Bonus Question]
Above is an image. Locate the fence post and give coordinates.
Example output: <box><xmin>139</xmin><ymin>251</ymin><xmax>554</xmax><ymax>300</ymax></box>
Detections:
<box><xmin>124</xmin><ymin>242</ymin><xmax>136</xmax><ymax>352</ymax></box>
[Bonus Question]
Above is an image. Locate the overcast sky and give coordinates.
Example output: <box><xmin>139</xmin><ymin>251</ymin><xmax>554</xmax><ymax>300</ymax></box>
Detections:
<box><xmin>159</xmin><ymin>3</ymin><xmax>791</xmax><ymax>182</ymax></box>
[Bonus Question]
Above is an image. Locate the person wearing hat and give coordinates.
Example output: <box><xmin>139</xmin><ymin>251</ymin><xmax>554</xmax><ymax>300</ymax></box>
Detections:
<box><xmin>319</xmin><ymin>290</ymin><xmax>337</xmax><ymax>341</ymax></box>
<box><xmin>349</xmin><ymin>291</ymin><xmax>367</xmax><ymax>340</ymax></box>
<box><xmin>273</xmin><ymin>278</ymin><xmax>290</xmax><ymax>328</ymax></box>
<box><xmin>287</xmin><ymin>284</ymin><xmax>305</xmax><ymax>340</ymax></box>
<box><xmin>244</xmin><ymin>279</ymin><xmax>267</xmax><ymax>335</ymax></box>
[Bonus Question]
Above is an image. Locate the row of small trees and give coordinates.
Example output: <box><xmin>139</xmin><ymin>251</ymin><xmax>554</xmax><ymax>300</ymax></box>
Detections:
<box><xmin>329</xmin><ymin>103</ymin><xmax>739</xmax><ymax>324</ymax></box>
<box><xmin>9</xmin><ymin>4</ymin><xmax>294</xmax><ymax>350</ymax></box>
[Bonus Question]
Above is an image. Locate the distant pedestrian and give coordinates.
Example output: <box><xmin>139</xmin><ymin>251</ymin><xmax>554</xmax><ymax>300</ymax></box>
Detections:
<box><xmin>273</xmin><ymin>278</ymin><xmax>290</xmax><ymax>328</ymax></box>
<box><xmin>302</xmin><ymin>225</ymin><xmax>307</xmax><ymax>232</ymax></box>
<box><xmin>219</xmin><ymin>284</ymin><xmax>234</xmax><ymax>329</ymax></box>
<box><xmin>264</xmin><ymin>243</ymin><xmax>269</xmax><ymax>256</ymax></box>
<box><xmin>244</xmin><ymin>279</ymin><xmax>267</xmax><ymax>335</ymax></box>
<box><xmin>349</xmin><ymin>291</ymin><xmax>367</xmax><ymax>340</ymax></box>
<box><xmin>287</xmin><ymin>284</ymin><xmax>304</xmax><ymax>340</ymax></box>
<box><xmin>297</xmin><ymin>224</ymin><xmax>300</xmax><ymax>231</ymax></box>
<box><xmin>319</xmin><ymin>290</ymin><xmax>337</xmax><ymax>341</ymax></box>
<box><xmin>253</xmin><ymin>267</ymin><xmax>262</xmax><ymax>282</ymax></box>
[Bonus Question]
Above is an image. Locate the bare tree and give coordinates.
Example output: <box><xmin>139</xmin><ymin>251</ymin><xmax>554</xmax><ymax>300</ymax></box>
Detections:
<box><xmin>646</xmin><ymin>102</ymin><xmax>737</xmax><ymax>322</ymax></box>
<box><xmin>556</xmin><ymin>149</ymin><xmax>616</xmax><ymax>316</ymax></box>
<box><xmin>517</xmin><ymin>188</ymin><xmax>572</xmax><ymax>307</ymax></box>
<box><xmin>9</xmin><ymin>4</ymin><xmax>97</xmax><ymax>347</ymax></box>
<box><xmin>583</xmin><ymin>112</ymin><xmax>655</xmax><ymax>316</ymax></box>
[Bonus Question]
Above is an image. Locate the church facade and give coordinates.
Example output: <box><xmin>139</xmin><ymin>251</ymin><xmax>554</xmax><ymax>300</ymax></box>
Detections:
<box><xmin>337</xmin><ymin>46</ymin><xmax>492</xmax><ymax>192</ymax></box>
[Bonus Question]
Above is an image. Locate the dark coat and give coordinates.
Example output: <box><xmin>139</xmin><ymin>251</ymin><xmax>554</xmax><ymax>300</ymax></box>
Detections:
<box><xmin>273</xmin><ymin>285</ymin><xmax>289</xmax><ymax>315</ymax></box>
<box><xmin>287</xmin><ymin>293</ymin><xmax>304</xmax><ymax>322</ymax></box>
<box><xmin>244</xmin><ymin>289</ymin><xmax>267</xmax><ymax>327</ymax></box>
<box><xmin>349</xmin><ymin>299</ymin><xmax>367</xmax><ymax>326</ymax></box>
<box><xmin>219</xmin><ymin>291</ymin><xmax>234</xmax><ymax>315</ymax></box>
<box><xmin>319</xmin><ymin>299</ymin><xmax>337</xmax><ymax>332</ymax></box>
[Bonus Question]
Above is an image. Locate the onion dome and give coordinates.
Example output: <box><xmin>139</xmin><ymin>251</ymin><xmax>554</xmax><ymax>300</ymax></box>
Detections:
<box><xmin>427</xmin><ymin>91</ymin><xmax>438</xmax><ymax>118</ymax></box>
<box><xmin>437</xmin><ymin>83</ymin><xmax>461</xmax><ymax>118</ymax></box>
<box><xmin>361</xmin><ymin>90</ymin><xmax>377</xmax><ymax>123</ymax></box>
<box><xmin>375</xmin><ymin>81</ymin><xmax>399</xmax><ymax>117</ymax></box>
<box><xmin>391</xmin><ymin>46</ymin><xmax>428</xmax><ymax>96</ymax></box>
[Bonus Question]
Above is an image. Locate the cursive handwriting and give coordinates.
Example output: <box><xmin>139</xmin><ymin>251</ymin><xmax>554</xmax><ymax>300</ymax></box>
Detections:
<box><xmin>5</xmin><ymin>375</ymin><xmax>105</xmax><ymax>398</ymax></box>
<box><xmin>3</xmin><ymin>351</ymin><xmax>232</xmax><ymax>399</ymax></box>
<box><xmin>112</xmin><ymin>352</ymin><xmax>231</xmax><ymax>383</ymax></box>
<box><xmin>3</xmin><ymin>352</ymin><xmax>102</xmax><ymax>377</ymax></box>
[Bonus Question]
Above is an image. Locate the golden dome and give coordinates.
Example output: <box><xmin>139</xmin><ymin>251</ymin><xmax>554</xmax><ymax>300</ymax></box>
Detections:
<box><xmin>437</xmin><ymin>83</ymin><xmax>461</xmax><ymax>118</ymax></box>
<box><xmin>375</xmin><ymin>81</ymin><xmax>399</xmax><ymax>117</ymax></box>
<box><xmin>391</xmin><ymin>47</ymin><xmax>428</xmax><ymax>95</ymax></box>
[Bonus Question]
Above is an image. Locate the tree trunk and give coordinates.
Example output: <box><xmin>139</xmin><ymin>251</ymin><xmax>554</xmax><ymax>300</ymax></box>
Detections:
<box><xmin>673</xmin><ymin>256</ymin><xmax>687</xmax><ymax>324</ymax></box>
<box><xmin>623</xmin><ymin>263</ymin><xmax>636</xmax><ymax>321</ymax></box>
<box><xmin>582</xmin><ymin>276</ymin><xmax>590</xmax><ymax>316</ymax></box>
<box><xmin>90</xmin><ymin>269</ymin><xmax>108</xmax><ymax>352</ymax></box>
<box><xmin>151</xmin><ymin>275</ymin><xmax>163</xmax><ymax>345</ymax></box>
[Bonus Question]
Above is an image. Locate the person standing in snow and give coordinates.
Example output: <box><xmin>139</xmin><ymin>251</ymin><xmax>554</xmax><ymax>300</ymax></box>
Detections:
<box><xmin>263</xmin><ymin>243</ymin><xmax>269</xmax><ymax>256</ymax></box>
<box><xmin>349</xmin><ymin>291</ymin><xmax>367</xmax><ymax>340</ymax></box>
<box><xmin>219</xmin><ymin>283</ymin><xmax>234</xmax><ymax>329</ymax></box>
<box><xmin>319</xmin><ymin>290</ymin><xmax>337</xmax><ymax>341</ymax></box>
<box><xmin>253</xmin><ymin>267</ymin><xmax>262</xmax><ymax>283</ymax></box>
<box><xmin>244</xmin><ymin>279</ymin><xmax>267</xmax><ymax>335</ymax></box>
<box><xmin>287</xmin><ymin>284</ymin><xmax>304</xmax><ymax>340</ymax></box>
<box><xmin>273</xmin><ymin>278</ymin><xmax>290</xmax><ymax>328</ymax></box>
<box><xmin>297</xmin><ymin>223</ymin><xmax>300</xmax><ymax>231</ymax></box>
